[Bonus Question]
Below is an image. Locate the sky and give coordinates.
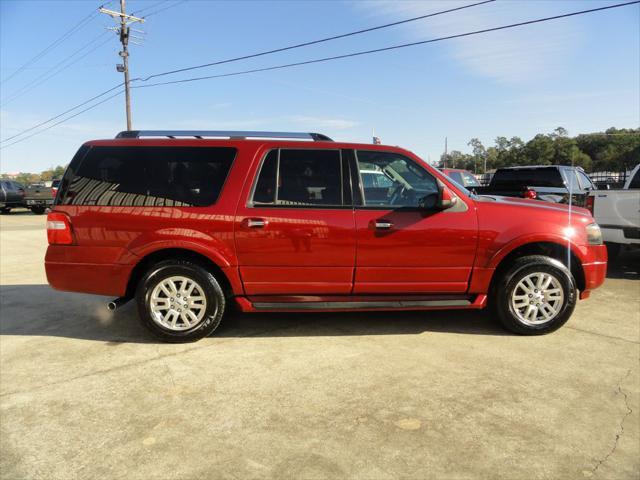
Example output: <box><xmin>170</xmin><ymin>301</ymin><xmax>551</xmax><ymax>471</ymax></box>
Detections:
<box><xmin>0</xmin><ymin>0</ymin><xmax>638</xmax><ymax>173</ymax></box>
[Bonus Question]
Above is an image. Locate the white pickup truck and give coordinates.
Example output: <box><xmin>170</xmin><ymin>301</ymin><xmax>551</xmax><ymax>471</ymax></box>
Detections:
<box><xmin>589</xmin><ymin>164</ymin><xmax>640</xmax><ymax>257</ymax></box>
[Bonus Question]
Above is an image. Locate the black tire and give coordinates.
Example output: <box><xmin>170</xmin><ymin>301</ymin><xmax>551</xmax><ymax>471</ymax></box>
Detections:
<box><xmin>493</xmin><ymin>255</ymin><xmax>577</xmax><ymax>335</ymax></box>
<box><xmin>605</xmin><ymin>242</ymin><xmax>621</xmax><ymax>261</ymax></box>
<box><xmin>135</xmin><ymin>260</ymin><xmax>226</xmax><ymax>343</ymax></box>
<box><xmin>0</xmin><ymin>207</ymin><xmax>11</xmax><ymax>214</ymax></box>
<box><xmin>30</xmin><ymin>206</ymin><xmax>46</xmax><ymax>215</ymax></box>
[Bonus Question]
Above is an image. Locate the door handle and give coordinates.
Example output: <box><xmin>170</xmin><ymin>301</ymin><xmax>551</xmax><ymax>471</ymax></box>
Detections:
<box><xmin>244</xmin><ymin>218</ymin><xmax>267</xmax><ymax>228</ymax></box>
<box><xmin>374</xmin><ymin>220</ymin><xmax>393</xmax><ymax>230</ymax></box>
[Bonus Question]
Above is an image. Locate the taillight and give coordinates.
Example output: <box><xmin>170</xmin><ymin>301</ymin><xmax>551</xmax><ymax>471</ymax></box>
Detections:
<box><xmin>51</xmin><ymin>187</ymin><xmax>58</xmax><ymax>198</ymax></box>
<box><xmin>46</xmin><ymin>212</ymin><xmax>74</xmax><ymax>245</ymax></box>
<box><xmin>524</xmin><ymin>188</ymin><xmax>537</xmax><ymax>199</ymax></box>
<box><xmin>586</xmin><ymin>195</ymin><xmax>594</xmax><ymax>214</ymax></box>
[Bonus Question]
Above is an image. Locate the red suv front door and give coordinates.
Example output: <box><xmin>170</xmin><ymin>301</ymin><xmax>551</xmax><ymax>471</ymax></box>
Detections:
<box><xmin>235</xmin><ymin>148</ymin><xmax>356</xmax><ymax>295</ymax></box>
<box><xmin>351</xmin><ymin>150</ymin><xmax>478</xmax><ymax>294</ymax></box>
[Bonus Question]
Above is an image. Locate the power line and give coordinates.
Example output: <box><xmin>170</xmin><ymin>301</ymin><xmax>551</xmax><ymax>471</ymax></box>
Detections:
<box><xmin>0</xmin><ymin>8</ymin><xmax>99</xmax><ymax>84</ymax></box>
<box><xmin>1</xmin><ymin>33</ymin><xmax>114</xmax><ymax>107</ymax></box>
<box><xmin>0</xmin><ymin>83</ymin><xmax>124</xmax><ymax>144</ymax></box>
<box><xmin>2</xmin><ymin>0</ymin><xmax>638</xmax><ymax>148</ymax></box>
<box><xmin>131</xmin><ymin>0</ymin><xmax>170</xmax><ymax>16</ymax></box>
<box><xmin>2</xmin><ymin>0</ymin><xmax>492</xmax><ymax>143</ymax></box>
<box><xmin>0</xmin><ymin>90</ymin><xmax>124</xmax><ymax>150</ymax></box>
<box><xmin>136</xmin><ymin>0</ymin><xmax>495</xmax><ymax>82</ymax></box>
<box><xmin>134</xmin><ymin>0</ymin><xmax>640</xmax><ymax>90</ymax></box>
<box><xmin>142</xmin><ymin>0</ymin><xmax>187</xmax><ymax>18</ymax></box>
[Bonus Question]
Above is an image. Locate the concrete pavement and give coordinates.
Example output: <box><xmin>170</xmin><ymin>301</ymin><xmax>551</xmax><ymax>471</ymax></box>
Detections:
<box><xmin>1</xmin><ymin>211</ymin><xmax>638</xmax><ymax>479</ymax></box>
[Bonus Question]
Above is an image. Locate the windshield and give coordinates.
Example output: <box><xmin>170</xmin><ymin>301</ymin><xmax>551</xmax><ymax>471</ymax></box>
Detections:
<box><xmin>445</xmin><ymin>176</ymin><xmax>474</xmax><ymax>197</ymax></box>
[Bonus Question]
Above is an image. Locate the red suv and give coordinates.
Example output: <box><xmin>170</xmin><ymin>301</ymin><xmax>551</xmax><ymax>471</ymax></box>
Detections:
<box><xmin>45</xmin><ymin>131</ymin><xmax>607</xmax><ymax>342</ymax></box>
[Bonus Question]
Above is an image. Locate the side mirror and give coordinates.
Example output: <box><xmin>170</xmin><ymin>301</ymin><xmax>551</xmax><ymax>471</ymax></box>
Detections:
<box><xmin>437</xmin><ymin>186</ymin><xmax>458</xmax><ymax>210</ymax></box>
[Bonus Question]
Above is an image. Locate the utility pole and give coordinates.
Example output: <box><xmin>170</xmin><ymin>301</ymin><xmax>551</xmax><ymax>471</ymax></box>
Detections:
<box><xmin>100</xmin><ymin>2</ymin><xmax>144</xmax><ymax>130</ymax></box>
<box><xmin>443</xmin><ymin>136</ymin><xmax>448</xmax><ymax>168</ymax></box>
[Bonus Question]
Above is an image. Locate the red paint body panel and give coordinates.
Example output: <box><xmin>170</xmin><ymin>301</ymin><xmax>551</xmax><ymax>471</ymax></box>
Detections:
<box><xmin>45</xmin><ymin>137</ymin><xmax>607</xmax><ymax>312</ymax></box>
<box><xmin>353</xmin><ymin>206</ymin><xmax>478</xmax><ymax>293</ymax></box>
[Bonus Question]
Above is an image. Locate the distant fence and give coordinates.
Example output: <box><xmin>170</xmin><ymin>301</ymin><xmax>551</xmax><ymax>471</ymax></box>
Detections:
<box><xmin>589</xmin><ymin>171</ymin><xmax>631</xmax><ymax>189</ymax></box>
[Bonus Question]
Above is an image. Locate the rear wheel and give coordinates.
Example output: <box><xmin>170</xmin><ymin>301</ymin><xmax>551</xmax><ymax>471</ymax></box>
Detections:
<box><xmin>493</xmin><ymin>255</ymin><xmax>576</xmax><ymax>335</ymax></box>
<box><xmin>0</xmin><ymin>207</ymin><xmax>11</xmax><ymax>214</ymax></box>
<box><xmin>136</xmin><ymin>260</ymin><xmax>225</xmax><ymax>342</ymax></box>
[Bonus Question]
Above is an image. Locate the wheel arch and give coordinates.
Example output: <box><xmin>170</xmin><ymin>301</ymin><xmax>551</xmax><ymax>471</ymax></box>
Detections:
<box><xmin>125</xmin><ymin>248</ymin><xmax>237</xmax><ymax>299</ymax></box>
<box><xmin>489</xmin><ymin>241</ymin><xmax>585</xmax><ymax>294</ymax></box>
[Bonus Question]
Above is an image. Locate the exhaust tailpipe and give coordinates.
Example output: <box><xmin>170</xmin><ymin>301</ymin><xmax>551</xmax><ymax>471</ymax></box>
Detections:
<box><xmin>107</xmin><ymin>297</ymin><xmax>131</xmax><ymax>312</ymax></box>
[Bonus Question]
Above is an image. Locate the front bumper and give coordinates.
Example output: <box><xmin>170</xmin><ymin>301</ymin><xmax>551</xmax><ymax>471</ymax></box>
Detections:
<box><xmin>580</xmin><ymin>244</ymin><xmax>608</xmax><ymax>297</ymax></box>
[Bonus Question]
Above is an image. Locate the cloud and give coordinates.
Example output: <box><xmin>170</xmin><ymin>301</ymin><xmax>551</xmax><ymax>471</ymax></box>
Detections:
<box><xmin>287</xmin><ymin>115</ymin><xmax>359</xmax><ymax>130</ymax></box>
<box><xmin>353</xmin><ymin>0</ymin><xmax>585</xmax><ymax>83</ymax></box>
<box><xmin>170</xmin><ymin>115</ymin><xmax>359</xmax><ymax>131</ymax></box>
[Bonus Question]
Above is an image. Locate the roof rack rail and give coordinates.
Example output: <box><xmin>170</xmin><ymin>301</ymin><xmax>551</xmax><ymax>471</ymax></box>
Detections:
<box><xmin>115</xmin><ymin>130</ymin><xmax>333</xmax><ymax>141</ymax></box>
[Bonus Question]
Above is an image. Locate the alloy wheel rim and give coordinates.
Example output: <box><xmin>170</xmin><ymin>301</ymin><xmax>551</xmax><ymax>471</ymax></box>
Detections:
<box><xmin>511</xmin><ymin>272</ymin><xmax>564</xmax><ymax>326</ymax></box>
<box><xmin>149</xmin><ymin>276</ymin><xmax>208</xmax><ymax>331</ymax></box>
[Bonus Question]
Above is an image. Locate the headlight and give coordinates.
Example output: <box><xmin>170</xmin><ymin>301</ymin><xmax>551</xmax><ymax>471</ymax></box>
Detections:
<box><xmin>586</xmin><ymin>223</ymin><xmax>603</xmax><ymax>245</ymax></box>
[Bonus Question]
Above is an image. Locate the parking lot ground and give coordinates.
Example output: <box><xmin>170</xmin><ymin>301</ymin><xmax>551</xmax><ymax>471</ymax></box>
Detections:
<box><xmin>1</xmin><ymin>211</ymin><xmax>639</xmax><ymax>480</ymax></box>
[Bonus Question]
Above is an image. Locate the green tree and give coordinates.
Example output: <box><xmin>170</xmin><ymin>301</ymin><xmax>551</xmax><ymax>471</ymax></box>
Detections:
<box><xmin>468</xmin><ymin>138</ymin><xmax>487</xmax><ymax>173</ymax></box>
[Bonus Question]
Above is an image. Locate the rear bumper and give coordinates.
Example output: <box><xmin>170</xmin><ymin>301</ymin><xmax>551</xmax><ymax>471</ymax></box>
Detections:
<box><xmin>46</xmin><ymin>262</ymin><xmax>131</xmax><ymax>297</ymax></box>
<box><xmin>45</xmin><ymin>245</ymin><xmax>135</xmax><ymax>297</ymax></box>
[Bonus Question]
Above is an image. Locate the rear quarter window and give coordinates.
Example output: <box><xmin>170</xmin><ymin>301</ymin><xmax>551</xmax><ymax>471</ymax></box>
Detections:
<box><xmin>58</xmin><ymin>146</ymin><xmax>236</xmax><ymax>207</ymax></box>
<box><xmin>491</xmin><ymin>168</ymin><xmax>563</xmax><ymax>188</ymax></box>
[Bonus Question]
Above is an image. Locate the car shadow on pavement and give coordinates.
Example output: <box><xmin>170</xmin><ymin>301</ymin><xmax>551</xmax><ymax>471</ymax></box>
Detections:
<box><xmin>606</xmin><ymin>249</ymin><xmax>640</xmax><ymax>280</ymax></box>
<box><xmin>0</xmin><ymin>284</ymin><xmax>509</xmax><ymax>344</ymax></box>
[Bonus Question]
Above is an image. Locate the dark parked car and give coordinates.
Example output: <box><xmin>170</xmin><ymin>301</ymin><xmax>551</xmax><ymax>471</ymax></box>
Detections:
<box><xmin>46</xmin><ymin>130</ymin><xmax>606</xmax><ymax>342</ymax></box>
<box><xmin>0</xmin><ymin>180</ymin><xmax>26</xmax><ymax>213</ymax></box>
<box><xmin>475</xmin><ymin>165</ymin><xmax>596</xmax><ymax>207</ymax></box>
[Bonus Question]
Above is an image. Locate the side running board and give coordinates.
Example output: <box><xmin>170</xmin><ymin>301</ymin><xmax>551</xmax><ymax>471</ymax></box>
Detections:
<box><xmin>252</xmin><ymin>299</ymin><xmax>472</xmax><ymax>311</ymax></box>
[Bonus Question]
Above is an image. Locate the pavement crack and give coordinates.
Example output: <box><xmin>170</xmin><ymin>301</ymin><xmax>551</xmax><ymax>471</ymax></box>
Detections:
<box><xmin>591</xmin><ymin>369</ymin><xmax>633</xmax><ymax>475</ymax></box>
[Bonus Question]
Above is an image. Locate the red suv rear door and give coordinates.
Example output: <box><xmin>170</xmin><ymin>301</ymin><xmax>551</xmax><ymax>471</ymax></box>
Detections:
<box><xmin>350</xmin><ymin>149</ymin><xmax>478</xmax><ymax>294</ymax></box>
<box><xmin>235</xmin><ymin>147</ymin><xmax>356</xmax><ymax>295</ymax></box>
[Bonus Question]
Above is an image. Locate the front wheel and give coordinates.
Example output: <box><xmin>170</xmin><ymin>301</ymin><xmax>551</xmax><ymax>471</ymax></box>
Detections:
<box><xmin>493</xmin><ymin>255</ymin><xmax>577</xmax><ymax>335</ymax></box>
<box><xmin>0</xmin><ymin>207</ymin><xmax>11</xmax><ymax>214</ymax></box>
<box><xmin>136</xmin><ymin>260</ymin><xmax>226</xmax><ymax>342</ymax></box>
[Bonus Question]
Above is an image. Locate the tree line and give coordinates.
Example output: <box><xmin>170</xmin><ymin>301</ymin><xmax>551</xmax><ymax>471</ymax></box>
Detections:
<box><xmin>1</xmin><ymin>127</ymin><xmax>638</xmax><ymax>183</ymax></box>
<box><xmin>439</xmin><ymin>127</ymin><xmax>639</xmax><ymax>173</ymax></box>
<box><xmin>1</xmin><ymin>165</ymin><xmax>66</xmax><ymax>184</ymax></box>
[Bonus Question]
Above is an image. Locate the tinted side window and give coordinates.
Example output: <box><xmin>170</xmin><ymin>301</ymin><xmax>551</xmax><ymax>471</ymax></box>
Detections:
<box><xmin>492</xmin><ymin>169</ymin><xmax>563</xmax><ymax>188</ymax></box>
<box><xmin>629</xmin><ymin>170</ymin><xmax>640</xmax><ymax>189</ymax></box>
<box><xmin>253</xmin><ymin>150</ymin><xmax>278</xmax><ymax>204</ymax></box>
<box><xmin>60</xmin><ymin>146</ymin><xmax>236</xmax><ymax>207</ymax></box>
<box><xmin>356</xmin><ymin>151</ymin><xmax>438</xmax><ymax>208</ymax></box>
<box><xmin>252</xmin><ymin>149</ymin><xmax>344</xmax><ymax>206</ymax></box>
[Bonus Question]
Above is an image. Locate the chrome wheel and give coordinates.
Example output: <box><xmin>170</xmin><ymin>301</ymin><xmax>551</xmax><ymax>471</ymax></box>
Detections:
<box><xmin>149</xmin><ymin>276</ymin><xmax>208</xmax><ymax>331</ymax></box>
<box><xmin>510</xmin><ymin>272</ymin><xmax>564</xmax><ymax>326</ymax></box>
